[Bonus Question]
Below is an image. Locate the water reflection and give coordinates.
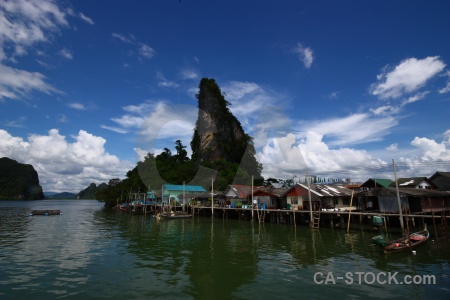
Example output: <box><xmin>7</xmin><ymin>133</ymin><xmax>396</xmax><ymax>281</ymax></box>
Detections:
<box><xmin>1</xmin><ymin>201</ymin><xmax>449</xmax><ymax>299</ymax></box>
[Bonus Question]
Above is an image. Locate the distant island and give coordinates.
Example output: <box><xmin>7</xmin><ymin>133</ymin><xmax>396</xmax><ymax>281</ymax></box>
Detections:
<box><xmin>44</xmin><ymin>192</ymin><xmax>78</xmax><ymax>199</ymax></box>
<box><xmin>0</xmin><ymin>157</ymin><xmax>45</xmax><ymax>200</ymax></box>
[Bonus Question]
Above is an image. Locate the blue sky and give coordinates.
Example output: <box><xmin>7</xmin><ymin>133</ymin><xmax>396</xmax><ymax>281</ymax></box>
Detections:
<box><xmin>1</xmin><ymin>0</ymin><xmax>450</xmax><ymax>193</ymax></box>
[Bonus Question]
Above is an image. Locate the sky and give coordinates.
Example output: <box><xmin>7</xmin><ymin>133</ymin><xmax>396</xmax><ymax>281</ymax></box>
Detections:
<box><xmin>1</xmin><ymin>0</ymin><xmax>450</xmax><ymax>193</ymax></box>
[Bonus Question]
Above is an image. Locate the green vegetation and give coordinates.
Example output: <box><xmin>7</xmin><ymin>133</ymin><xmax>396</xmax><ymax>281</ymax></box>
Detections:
<box><xmin>77</xmin><ymin>182</ymin><xmax>108</xmax><ymax>199</ymax></box>
<box><xmin>97</xmin><ymin>78</ymin><xmax>264</xmax><ymax>207</ymax></box>
<box><xmin>95</xmin><ymin>140</ymin><xmax>198</xmax><ymax>207</ymax></box>
<box><xmin>0</xmin><ymin>157</ymin><xmax>44</xmax><ymax>200</ymax></box>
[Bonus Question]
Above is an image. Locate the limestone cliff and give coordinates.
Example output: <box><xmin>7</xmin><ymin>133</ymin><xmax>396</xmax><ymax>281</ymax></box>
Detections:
<box><xmin>0</xmin><ymin>157</ymin><xmax>45</xmax><ymax>200</ymax></box>
<box><xmin>191</xmin><ymin>78</ymin><xmax>262</xmax><ymax>185</ymax></box>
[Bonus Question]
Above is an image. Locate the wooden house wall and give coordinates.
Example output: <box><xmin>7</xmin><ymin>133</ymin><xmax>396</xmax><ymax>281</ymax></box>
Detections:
<box><xmin>419</xmin><ymin>197</ymin><xmax>450</xmax><ymax>212</ymax></box>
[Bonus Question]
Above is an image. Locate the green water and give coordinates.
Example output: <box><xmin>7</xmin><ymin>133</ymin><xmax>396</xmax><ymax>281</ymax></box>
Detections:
<box><xmin>0</xmin><ymin>200</ymin><xmax>449</xmax><ymax>299</ymax></box>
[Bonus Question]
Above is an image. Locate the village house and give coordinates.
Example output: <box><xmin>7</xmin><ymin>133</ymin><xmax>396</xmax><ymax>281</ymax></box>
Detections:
<box><xmin>315</xmin><ymin>184</ymin><xmax>354</xmax><ymax>210</ymax></box>
<box><xmin>429</xmin><ymin>172</ymin><xmax>450</xmax><ymax>191</ymax></box>
<box><xmin>390</xmin><ymin>177</ymin><xmax>437</xmax><ymax>189</ymax></box>
<box><xmin>284</xmin><ymin>183</ymin><xmax>321</xmax><ymax>211</ymax></box>
<box><xmin>359</xmin><ymin>178</ymin><xmax>393</xmax><ymax>190</ymax></box>
<box><xmin>356</xmin><ymin>187</ymin><xmax>450</xmax><ymax>213</ymax></box>
<box><xmin>161</xmin><ymin>184</ymin><xmax>206</xmax><ymax>204</ymax></box>
<box><xmin>251</xmin><ymin>187</ymin><xmax>289</xmax><ymax>209</ymax></box>
<box><xmin>224</xmin><ymin>184</ymin><xmax>268</xmax><ymax>207</ymax></box>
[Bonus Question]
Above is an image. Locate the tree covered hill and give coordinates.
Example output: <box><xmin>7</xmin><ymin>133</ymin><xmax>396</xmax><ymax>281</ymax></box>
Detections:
<box><xmin>0</xmin><ymin>157</ymin><xmax>44</xmax><ymax>200</ymax></box>
<box><xmin>77</xmin><ymin>182</ymin><xmax>108</xmax><ymax>199</ymax></box>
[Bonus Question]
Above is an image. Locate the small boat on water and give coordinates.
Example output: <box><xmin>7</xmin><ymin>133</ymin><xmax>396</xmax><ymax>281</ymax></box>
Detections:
<box><xmin>372</xmin><ymin>225</ymin><xmax>429</xmax><ymax>254</ymax></box>
<box><xmin>157</xmin><ymin>211</ymin><xmax>192</xmax><ymax>219</ymax></box>
<box><xmin>29</xmin><ymin>210</ymin><xmax>62</xmax><ymax>216</ymax></box>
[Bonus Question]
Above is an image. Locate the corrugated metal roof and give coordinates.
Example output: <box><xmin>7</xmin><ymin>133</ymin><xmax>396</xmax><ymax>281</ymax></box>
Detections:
<box><xmin>390</xmin><ymin>177</ymin><xmax>428</xmax><ymax>187</ymax></box>
<box><xmin>314</xmin><ymin>184</ymin><xmax>353</xmax><ymax>197</ymax></box>
<box><xmin>361</xmin><ymin>178</ymin><xmax>393</xmax><ymax>188</ymax></box>
<box><xmin>226</xmin><ymin>185</ymin><xmax>268</xmax><ymax>198</ymax></box>
<box><xmin>163</xmin><ymin>184</ymin><xmax>206</xmax><ymax>192</ymax></box>
<box><xmin>358</xmin><ymin>187</ymin><xmax>450</xmax><ymax>197</ymax></box>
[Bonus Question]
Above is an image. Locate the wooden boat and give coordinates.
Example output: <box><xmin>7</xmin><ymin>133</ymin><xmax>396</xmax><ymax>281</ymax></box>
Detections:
<box><xmin>29</xmin><ymin>209</ymin><xmax>62</xmax><ymax>216</ymax></box>
<box><xmin>157</xmin><ymin>211</ymin><xmax>192</xmax><ymax>219</ymax></box>
<box><xmin>373</xmin><ymin>225</ymin><xmax>429</xmax><ymax>254</ymax></box>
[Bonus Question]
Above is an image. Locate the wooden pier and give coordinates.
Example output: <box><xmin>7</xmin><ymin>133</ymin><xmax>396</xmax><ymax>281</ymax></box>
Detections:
<box><xmin>117</xmin><ymin>203</ymin><xmax>450</xmax><ymax>240</ymax></box>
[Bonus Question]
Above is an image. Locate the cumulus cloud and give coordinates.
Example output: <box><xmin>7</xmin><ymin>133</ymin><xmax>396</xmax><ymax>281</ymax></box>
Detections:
<box><xmin>370</xmin><ymin>56</ymin><xmax>446</xmax><ymax>99</ymax></box>
<box><xmin>394</xmin><ymin>130</ymin><xmax>450</xmax><ymax>177</ymax></box>
<box><xmin>0</xmin><ymin>129</ymin><xmax>133</xmax><ymax>193</ymax></box>
<box><xmin>294</xmin><ymin>43</ymin><xmax>314</xmax><ymax>69</ymax></box>
<box><xmin>410</xmin><ymin>131</ymin><xmax>450</xmax><ymax>161</ymax></box>
<box><xmin>257</xmin><ymin>131</ymin><xmax>386</xmax><ymax>180</ymax></box>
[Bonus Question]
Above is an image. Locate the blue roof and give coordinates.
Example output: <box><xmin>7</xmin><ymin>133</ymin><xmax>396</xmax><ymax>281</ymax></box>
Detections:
<box><xmin>163</xmin><ymin>184</ymin><xmax>206</xmax><ymax>192</ymax></box>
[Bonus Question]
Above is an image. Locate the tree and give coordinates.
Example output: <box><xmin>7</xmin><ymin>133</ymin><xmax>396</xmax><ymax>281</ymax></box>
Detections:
<box><xmin>174</xmin><ymin>140</ymin><xmax>188</xmax><ymax>162</ymax></box>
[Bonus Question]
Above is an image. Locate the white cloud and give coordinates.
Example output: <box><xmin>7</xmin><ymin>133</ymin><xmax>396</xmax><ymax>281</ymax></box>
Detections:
<box><xmin>296</xmin><ymin>113</ymin><xmax>398</xmax><ymax>146</ymax></box>
<box><xmin>294</xmin><ymin>43</ymin><xmax>314</xmax><ymax>69</ymax></box>
<box><xmin>410</xmin><ymin>132</ymin><xmax>450</xmax><ymax>161</ymax></box>
<box><xmin>139</xmin><ymin>43</ymin><xmax>155</xmax><ymax>59</ymax></box>
<box><xmin>58</xmin><ymin>114</ymin><xmax>68</xmax><ymax>123</ymax></box>
<box><xmin>0</xmin><ymin>0</ymin><xmax>68</xmax><ymax>55</ymax></box>
<box><xmin>180</xmin><ymin>68</ymin><xmax>198</xmax><ymax>80</ymax></box>
<box><xmin>257</xmin><ymin>132</ymin><xmax>386</xmax><ymax>180</ymax></box>
<box><xmin>0</xmin><ymin>129</ymin><xmax>133</xmax><ymax>193</ymax></box>
<box><xmin>79</xmin><ymin>12</ymin><xmax>94</xmax><ymax>25</ymax></box>
<box><xmin>108</xmin><ymin>100</ymin><xmax>198</xmax><ymax>159</ymax></box>
<box><xmin>67</xmin><ymin>102</ymin><xmax>86</xmax><ymax>110</ymax></box>
<box><xmin>369</xmin><ymin>105</ymin><xmax>399</xmax><ymax>116</ymax></box>
<box><xmin>59</xmin><ymin>48</ymin><xmax>73</xmax><ymax>60</ymax></box>
<box><xmin>221</xmin><ymin>80</ymin><xmax>291</xmax><ymax>147</ymax></box>
<box><xmin>156</xmin><ymin>72</ymin><xmax>179</xmax><ymax>88</ymax></box>
<box><xmin>439</xmin><ymin>71</ymin><xmax>450</xmax><ymax>94</ymax></box>
<box><xmin>401</xmin><ymin>91</ymin><xmax>429</xmax><ymax>106</ymax></box>
<box><xmin>0</xmin><ymin>63</ymin><xmax>60</xmax><ymax>100</ymax></box>
<box><xmin>394</xmin><ymin>130</ymin><xmax>450</xmax><ymax>177</ymax></box>
<box><xmin>440</xmin><ymin>82</ymin><xmax>450</xmax><ymax>94</ymax></box>
<box><xmin>2</xmin><ymin>116</ymin><xmax>27</xmax><ymax>128</ymax></box>
<box><xmin>111</xmin><ymin>32</ymin><xmax>134</xmax><ymax>44</ymax></box>
<box><xmin>370</xmin><ymin>56</ymin><xmax>446</xmax><ymax>99</ymax></box>
<box><xmin>329</xmin><ymin>91</ymin><xmax>339</xmax><ymax>99</ymax></box>
<box><xmin>386</xmin><ymin>143</ymin><xmax>398</xmax><ymax>151</ymax></box>
<box><xmin>100</xmin><ymin>125</ymin><xmax>128</xmax><ymax>134</ymax></box>
<box><xmin>0</xmin><ymin>0</ymin><xmax>71</xmax><ymax>101</ymax></box>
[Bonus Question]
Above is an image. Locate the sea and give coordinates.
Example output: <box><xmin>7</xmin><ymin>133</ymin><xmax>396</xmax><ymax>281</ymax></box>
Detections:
<box><xmin>0</xmin><ymin>200</ymin><xmax>449</xmax><ymax>300</ymax></box>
